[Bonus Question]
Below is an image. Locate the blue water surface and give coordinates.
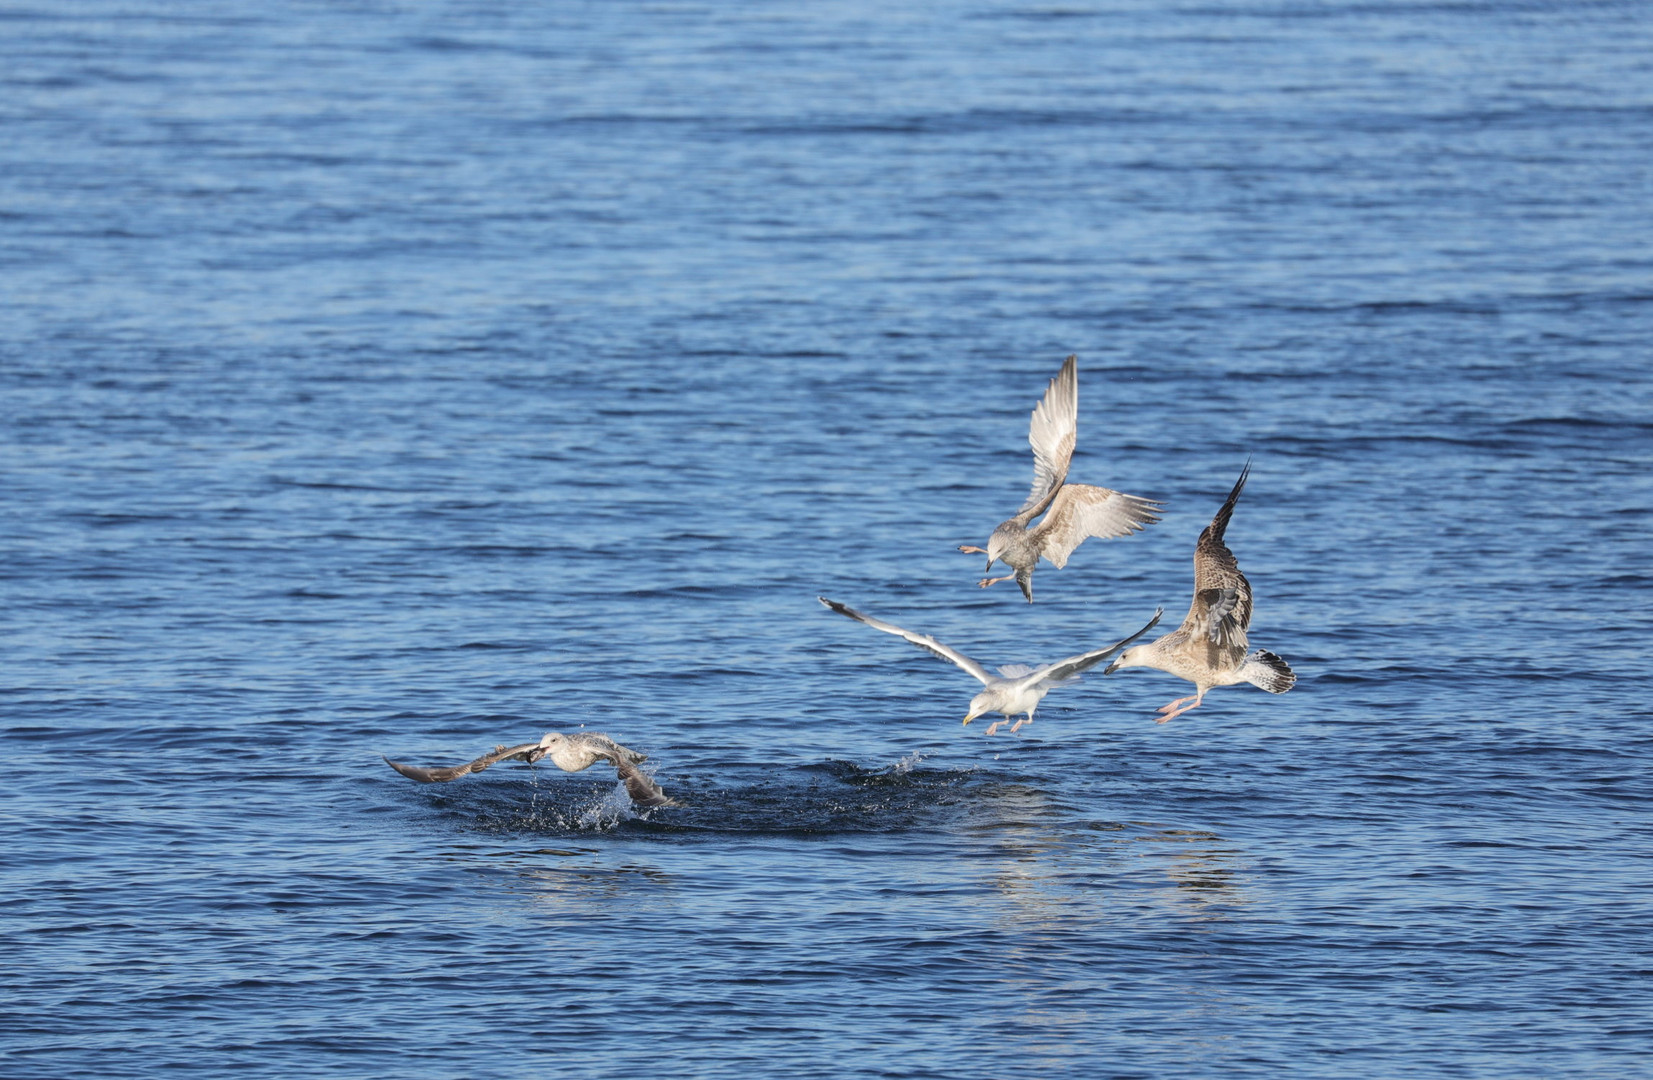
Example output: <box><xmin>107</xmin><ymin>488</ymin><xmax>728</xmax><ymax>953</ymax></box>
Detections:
<box><xmin>4</xmin><ymin>2</ymin><xmax>1652</xmax><ymax>1077</ymax></box>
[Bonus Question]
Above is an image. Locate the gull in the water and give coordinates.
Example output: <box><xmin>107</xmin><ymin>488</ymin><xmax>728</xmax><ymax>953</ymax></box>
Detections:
<box><xmin>819</xmin><ymin>596</ymin><xmax>1162</xmax><ymax>735</ymax></box>
<box><xmin>1104</xmin><ymin>462</ymin><xmax>1295</xmax><ymax>722</ymax></box>
<box><xmin>384</xmin><ymin>731</ymin><xmax>676</xmax><ymax>808</ymax></box>
<box><xmin>959</xmin><ymin>354</ymin><xmax>1161</xmax><ymax>602</ymax></box>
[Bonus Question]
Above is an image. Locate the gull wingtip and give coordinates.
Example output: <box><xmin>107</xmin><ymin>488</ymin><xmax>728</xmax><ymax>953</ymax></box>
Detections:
<box><xmin>383</xmin><ymin>757</ymin><xmax>434</xmax><ymax>783</ymax></box>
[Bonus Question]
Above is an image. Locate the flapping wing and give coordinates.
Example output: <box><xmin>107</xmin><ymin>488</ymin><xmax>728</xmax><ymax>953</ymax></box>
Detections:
<box><xmin>1181</xmin><ymin>463</ymin><xmax>1253</xmax><ymax>647</ymax></box>
<box><xmin>1205</xmin><ymin>460</ymin><xmax>1249</xmax><ymax>549</ymax></box>
<box><xmin>1012</xmin><ymin>355</ymin><xmax>1079</xmax><ymax>524</ymax></box>
<box><xmin>1037</xmin><ymin>608</ymin><xmax>1164</xmax><ymax>684</ymax></box>
<box><xmin>818</xmin><ymin>596</ymin><xmax>995</xmax><ymax>686</ymax></box>
<box><xmin>1179</xmin><ymin>581</ymin><xmax>1252</xmax><ymax>651</ymax></box>
<box><xmin>606</xmin><ymin>755</ymin><xmax>677</xmax><ymax>808</ymax></box>
<box><xmin>384</xmin><ymin>742</ymin><xmax>543</xmax><ymax>783</ymax></box>
<box><xmin>570</xmin><ymin>736</ymin><xmax>674</xmax><ymax>807</ymax></box>
<box><xmin>569</xmin><ymin>732</ymin><xmax>646</xmax><ymax>766</ymax></box>
<box><xmin>1030</xmin><ymin>483</ymin><xmax>1162</xmax><ymax>568</ymax></box>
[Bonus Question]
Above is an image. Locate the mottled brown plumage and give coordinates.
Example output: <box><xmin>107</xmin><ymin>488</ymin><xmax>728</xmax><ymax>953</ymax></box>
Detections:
<box><xmin>1104</xmin><ymin>462</ymin><xmax>1294</xmax><ymax>721</ymax></box>
<box><xmin>959</xmin><ymin>355</ymin><xmax>1161</xmax><ymax>602</ymax></box>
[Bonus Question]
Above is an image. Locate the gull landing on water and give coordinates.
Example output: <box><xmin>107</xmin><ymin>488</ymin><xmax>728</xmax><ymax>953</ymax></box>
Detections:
<box><xmin>819</xmin><ymin>596</ymin><xmax>1162</xmax><ymax>735</ymax></box>
<box><xmin>384</xmin><ymin>731</ymin><xmax>676</xmax><ymax>808</ymax></box>
<box><xmin>1104</xmin><ymin>462</ymin><xmax>1295</xmax><ymax>722</ymax></box>
<box><xmin>959</xmin><ymin>355</ymin><xmax>1161</xmax><ymax>603</ymax></box>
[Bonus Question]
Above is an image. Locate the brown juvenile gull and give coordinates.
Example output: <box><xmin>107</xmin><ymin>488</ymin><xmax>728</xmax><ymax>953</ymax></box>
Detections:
<box><xmin>384</xmin><ymin>731</ymin><xmax>676</xmax><ymax>808</ymax></box>
<box><xmin>1103</xmin><ymin>462</ymin><xmax>1295</xmax><ymax>722</ymax></box>
<box><xmin>819</xmin><ymin>596</ymin><xmax>1162</xmax><ymax>735</ymax></box>
<box><xmin>959</xmin><ymin>354</ymin><xmax>1162</xmax><ymax>602</ymax></box>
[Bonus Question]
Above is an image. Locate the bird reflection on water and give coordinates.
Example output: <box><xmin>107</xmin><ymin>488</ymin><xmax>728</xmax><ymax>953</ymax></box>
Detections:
<box><xmin>1152</xmin><ymin>828</ymin><xmax>1249</xmax><ymax>910</ymax></box>
<box><xmin>513</xmin><ymin>858</ymin><xmax>677</xmax><ymax>913</ymax></box>
<box><xmin>969</xmin><ymin>791</ymin><xmax>1253</xmax><ymax>924</ymax></box>
<box><xmin>942</xmin><ymin>786</ymin><xmax>1256</xmax><ymax>1066</ymax></box>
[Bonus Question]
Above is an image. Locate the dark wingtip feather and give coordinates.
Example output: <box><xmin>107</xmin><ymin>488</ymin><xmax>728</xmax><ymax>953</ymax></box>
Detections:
<box><xmin>616</xmin><ymin>761</ymin><xmax>677</xmax><ymax>808</ymax></box>
<box><xmin>819</xmin><ymin>596</ymin><xmax>869</xmax><ymax>624</ymax></box>
<box><xmin>1207</xmin><ymin>460</ymin><xmax>1252</xmax><ymax>544</ymax></box>
<box><xmin>384</xmin><ymin>756</ymin><xmax>447</xmax><ymax>783</ymax></box>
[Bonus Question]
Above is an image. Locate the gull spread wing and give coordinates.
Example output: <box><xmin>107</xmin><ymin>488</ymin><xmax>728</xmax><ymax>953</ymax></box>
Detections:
<box><xmin>1036</xmin><ymin>608</ymin><xmax>1164</xmax><ymax>684</ymax></box>
<box><xmin>567</xmin><ymin>733</ymin><xmax>675</xmax><ymax>807</ymax></box>
<box><xmin>388</xmin><ymin>734</ymin><xmax>676</xmax><ymax>808</ymax></box>
<box><xmin>818</xmin><ymin>597</ymin><xmax>995</xmax><ymax>686</ymax></box>
<box><xmin>383</xmin><ymin>742</ymin><xmax>542</xmax><ymax>783</ymax></box>
<box><xmin>608</xmin><ymin>755</ymin><xmax>676</xmax><ymax>808</ymax></box>
<box><xmin>567</xmin><ymin>732</ymin><xmax>646</xmax><ymax>766</ymax></box>
<box><xmin>1180</xmin><ymin>463</ymin><xmax>1253</xmax><ymax>648</ymax></box>
<box><xmin>1012</xmin><ymin>355</ymin><xmax>1079</xmax><ymax>524</ymax></box>
<box><xmin>1030</xmin><ymin>483</ymin><xmax>1162</xmax><ymax>568</ymax></box>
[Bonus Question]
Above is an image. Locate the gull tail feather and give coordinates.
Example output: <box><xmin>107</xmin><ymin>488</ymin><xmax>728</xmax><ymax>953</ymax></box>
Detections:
<box><xmin>1241</xmin><ymin>650</ymin><xmax>1295</xmax><ymax>694</ymax></box>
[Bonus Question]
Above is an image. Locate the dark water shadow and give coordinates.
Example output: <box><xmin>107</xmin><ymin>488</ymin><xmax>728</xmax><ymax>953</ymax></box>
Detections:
<box><xmin>389</xmin><ymin>756</ymin><xmax>1007</xmax><ymax>837</ymax></box>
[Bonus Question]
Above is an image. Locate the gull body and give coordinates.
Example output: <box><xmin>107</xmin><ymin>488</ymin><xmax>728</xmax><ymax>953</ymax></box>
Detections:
<box><xmin>819</xmin><ymin>596</ymin><xmax>1161</xmax><ymax>735</ymax></box>
<box><xmin>960</xmin><ymin>355</ymin><xmax>1161</xmax><ymax>602</ymax></box>
<box><xmin>1104</xmin><ymin>462</ymin><xmax>1295</xmax><ymax>722</ymax></box>
<box><xmin>384</xmin><ymin>731</ymin><xmax>676</xmax><ymax>808</ymax></box>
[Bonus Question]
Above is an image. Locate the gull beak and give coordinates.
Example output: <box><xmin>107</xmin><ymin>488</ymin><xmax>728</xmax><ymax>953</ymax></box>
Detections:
<box><xmin>962</xmin><ymin>712</ymin><xmax>976</xmax><ymax>726</ymax></box>
<box><xmin>1103</xmin><ymin>659</ymin><xmax>1121</xmax><ymax>675</ymax></box>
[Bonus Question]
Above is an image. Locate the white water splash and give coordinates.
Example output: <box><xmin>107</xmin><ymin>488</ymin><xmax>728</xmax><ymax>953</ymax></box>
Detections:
<box><xmin>574</xmin><ymin>780</ymin><xmax>641</xmax><ymax>830</ymax></box>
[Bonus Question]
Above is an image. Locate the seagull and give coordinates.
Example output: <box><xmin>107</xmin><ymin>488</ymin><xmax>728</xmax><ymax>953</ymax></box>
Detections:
<box><xmin>819</xmin><ymin>596</ymin><xmax>1162</xmax><ymax>735</ymax></box>
<box><xmin>959</xmin><ymin>355</ymin><xmax>1161</xmax><ymax>602</ymax></box>
<box><xmin>1104</xmin><ymin>462</ymin><xmax>1295</xmax><ymax>722</ymax></box>
<box><xmin>384</xmin><ymin>731</ymin><xmax>676</xmax><ymax>808</ymax></box>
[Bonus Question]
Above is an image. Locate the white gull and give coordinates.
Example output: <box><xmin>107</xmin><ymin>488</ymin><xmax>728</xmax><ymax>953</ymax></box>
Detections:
<box><xmin>819</xmin><ymin>596</ymin><xmax>1161</xmax><ymax>735</ymax></box>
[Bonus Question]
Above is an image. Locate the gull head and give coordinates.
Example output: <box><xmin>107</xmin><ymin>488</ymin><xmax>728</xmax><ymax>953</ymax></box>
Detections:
<box><xmin>983</xmin><ymin>525</ymin><xmax>1018</xmax><ymax>571</ymax></box>
<box><xmin>963</xmin><ymin>690</ymin><xmax>995</xmax><ymax>726</ymax></box>
<box><xmin>1103</xmin><ymin>646</ymin><xmax>1150</xmax><ymax>676</ymax></box>
<box><xmin>519</xmin><ymin>731</ymin><xmax>566</xmax><ymax>766</ymax></box>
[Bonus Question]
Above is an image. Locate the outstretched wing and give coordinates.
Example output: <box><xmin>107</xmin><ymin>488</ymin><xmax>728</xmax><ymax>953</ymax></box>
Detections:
<box><xmin>1180</xmin><ymin>463</ymin><xmax>1253</xmax><ymax>648</ymax></box>
<box><xmin>1035</xmin><ymin>609</ymin><xmax>1164</xmax><ymax>684</ymax></box>
<box><xmin>568</xmin><ymin>735</ymin><xmax>674</xmax><ymax>807</ymax></box>
<box><xmin>383</xmin><ymin>742</ymin><xmax>542</xmax><ymax>783</ymax></box>
<box><xmin>1030</xmin><ymin>483</ymin><xmax>1161</xmax><ymax>568</ymax></box>
<box><xmin>1012</xmin><ymin>355</ymin><xmax>1079</xmax><ymax>525</ymax></box>
<box><xmin>818</xmin><ymin>596</ymin><xmax>995</xmax><ymax>686</ymax></box>
<box><xmin>604</xmin><ymin>753</ymin><xmax>678</xmax><ymax>808</ymax></box>
<box><xmin>569</xmin><ymin>732</ymin><xmax>646</xmax><ymax>766</ymax></box>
